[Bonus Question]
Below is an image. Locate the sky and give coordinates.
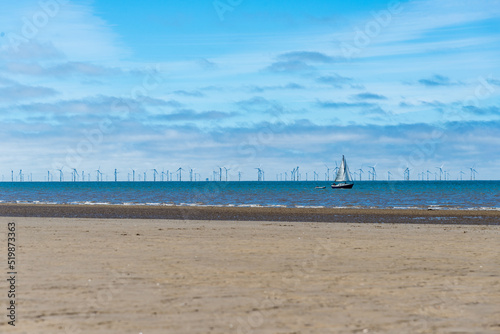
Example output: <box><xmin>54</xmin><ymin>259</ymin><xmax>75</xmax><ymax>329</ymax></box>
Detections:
<box><xmin>0</xmin><ymin>0</ymin><xmax>499</xmax><ymax>181</ymax></box>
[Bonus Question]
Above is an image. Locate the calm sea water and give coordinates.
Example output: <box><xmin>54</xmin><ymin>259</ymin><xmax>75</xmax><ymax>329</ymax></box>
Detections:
<box><xmin>0</xmin><ymin>181</ymin><xmax>499</xmax><ymax>210</ymax></box>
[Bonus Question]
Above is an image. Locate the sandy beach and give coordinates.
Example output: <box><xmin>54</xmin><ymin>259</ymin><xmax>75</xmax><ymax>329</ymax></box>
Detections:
<box><xmin>1</xmin><ymin>212</ymin><xmax>499</xmax><ymax>333</ymax></box>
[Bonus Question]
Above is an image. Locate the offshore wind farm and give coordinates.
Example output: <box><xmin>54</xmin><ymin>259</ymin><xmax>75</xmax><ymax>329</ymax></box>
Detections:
<box><xmin>0</xmin><ymin>163</ymin><xmax>485</xmax><ymax>182</ymax></box>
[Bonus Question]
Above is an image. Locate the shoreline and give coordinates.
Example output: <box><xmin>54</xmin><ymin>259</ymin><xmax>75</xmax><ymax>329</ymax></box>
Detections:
<box><xmin>0</xmin><ymin>203</ymin><xmax>498</xmax><ymax>224</ymax></box>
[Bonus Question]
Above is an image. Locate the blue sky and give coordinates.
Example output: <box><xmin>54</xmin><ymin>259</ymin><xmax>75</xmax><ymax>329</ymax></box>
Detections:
<box><xmin>0</xmin><ymin>0</ymin><xmax>499</xmax><ymax>181</ymax></box>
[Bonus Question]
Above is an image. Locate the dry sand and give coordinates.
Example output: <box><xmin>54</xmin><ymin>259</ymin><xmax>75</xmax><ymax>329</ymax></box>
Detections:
<box><xmin>1</xmin><ymin>216</ymin><xmax>499</xmax><ymax>333</ymax></box>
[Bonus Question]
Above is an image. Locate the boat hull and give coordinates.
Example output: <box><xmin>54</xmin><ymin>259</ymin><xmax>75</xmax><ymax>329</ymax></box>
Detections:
<box><xmin>331</xmin><ymin>183</ymin><xmax>354</xmax><ymax>189</ymax></box>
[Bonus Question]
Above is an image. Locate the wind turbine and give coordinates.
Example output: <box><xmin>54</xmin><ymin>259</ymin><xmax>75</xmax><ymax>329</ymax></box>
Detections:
<box><xmin>333</xmin><ymin>161</ymin><xmax>339</xmax><ymax>178</ymax></box>
<box><xmin>324</xmin><ymin>164</ymin><xmax>331</xmax><ymax>181</ymax></box>
<box><xmin>459</xmin><ymin>170</ymin><xmax>465</xmax><ymax>181</ymax></box>
<box><xmin>404</xmin><ymin>167</ymin><xmax>411</xmax><ymax>181</ymax></box>
<box><xmin>96</xmin><ymin>168</ymin><xmax>102</xmax><ymax>182</ymax></box>
<box><xmin>388</xmin><ymin>171</ymin><xmax>392</xmax><ymax>181</ymax></box>
<box><xmin>152</xmin><ymin>169</ymin><xmax>158</xmax><ymax>182</ymax></box>
<box><xmin>470</xmin><ymin>168</ymin><xmax>478</xmax><ymax>181</ymax></box>
<box><xmin>176</xmin><ymin>167</ymin><xmax>184</xmax><ymax>181</ymax></box>
<box><xmin>369</xmin><ymin>164</ymin><xmax>377</xmax><ymax>181</ymax></box>
<box><xmin>436</xmin><ymin>165</ymin><xmax>444</xmax><ymax>181</ymax></box>
<box><xmin>255</xmin><ymin>167</ymin><xmax>264</xmax><ymax>181</ymax></box>
<box><xmin>114</xmin><ymin>169</ymin><xmax>119</xmax><ymax>182</ymax></box>
<box><xmin>238</xmin><ymin>171</ymin><xmax>242</xmax><ymax>181</ymax></box>
<box><xmin>57</xmin><ymin>167</ymin><xmax>64</xmax><ymax>182</ymax></box>
<box><xmin>358</xmin><ymin>168</ymin><xmax>364</xmax><ymax>181</ymax></box>
<box><xmin>131</xmin><ymin>169</ymin><xmax>136</xmax><ymax>182</ymax></box>
<box><xmin>224</xmin><ymin>167</ymin><xmax>230</xmax><ymax>181</ymax></box>
<box><xmin>74</xmin><ymin>168</ymin><xmax>81</xmax><ymax>181</ymax></box>
<box><xmin>217</xmin><ymin>166</ymin><xmax>223</xmax><ymax>182</ymax></box>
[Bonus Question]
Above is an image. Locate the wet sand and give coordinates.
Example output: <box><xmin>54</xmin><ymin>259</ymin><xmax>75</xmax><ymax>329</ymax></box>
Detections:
<box><xmin>0</xmin><ymin>203</ymin><xmax>499</xmax><ymax>224</ymax></box>
<box><xmin>1</xmin><ymin>215</ymin><xmax>499</xmax><ymax>333</ymax></box>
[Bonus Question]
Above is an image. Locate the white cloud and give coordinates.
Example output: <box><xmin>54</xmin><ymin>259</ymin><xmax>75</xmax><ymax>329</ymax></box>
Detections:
<box><xmin>0</xmin><ymin>84</ymin><xmax>57</xmax><ymax>102</ymax></box>
<box><xmin>4</xmin><ymin>61</ymin><xmax>121</xmax><ymax>77</ymax></box>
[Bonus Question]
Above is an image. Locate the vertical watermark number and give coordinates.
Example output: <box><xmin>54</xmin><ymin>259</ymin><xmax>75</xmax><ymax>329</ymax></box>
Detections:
<box><xmin>6</xmin><ymin>222</ymin><xmax>17</xmax><ymax>326</ymax></box>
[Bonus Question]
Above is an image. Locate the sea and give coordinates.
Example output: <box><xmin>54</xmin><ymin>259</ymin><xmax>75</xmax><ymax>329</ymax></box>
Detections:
<box><xmin>0</xmin><ymin>181</ymin><xmax>499</xmax><ymax>210</ymax></box>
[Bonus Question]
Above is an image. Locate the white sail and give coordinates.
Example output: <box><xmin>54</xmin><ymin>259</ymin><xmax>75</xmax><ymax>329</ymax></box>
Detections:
<box><xmin>335</xmin><ymin>155</ymin><xmax>352</xmax><ymax>183</ymax></box>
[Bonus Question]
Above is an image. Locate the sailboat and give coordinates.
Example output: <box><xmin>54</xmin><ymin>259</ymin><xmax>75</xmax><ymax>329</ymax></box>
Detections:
<box><xmin>331</xmin><ymin>155</ymin><xmax>354</xmax><ymax>189</ymax></box>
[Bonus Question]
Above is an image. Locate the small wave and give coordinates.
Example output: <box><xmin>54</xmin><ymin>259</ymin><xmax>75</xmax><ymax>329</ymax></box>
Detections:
<box><xmin>33</xmin><ymin>201</ymin><xmax>58</xmax><ymax>205</ymax></box>
<box><xmin>392</xmin><ymin>206</ymin><xmax>422</xmax><ymax>210</ymax></box>
<box><xmin>70</xmin><ymin>201</ymin><xmax>112</xmax><ymax>205</ymax></box>
<box><xmin>426</xmin><ymin>206</ymin><xmax>466</xmax><ymax>210</ymax></box>
<box><xmin>467</xmin><ymin>207</ymin><xmax>500</xmax><ymax>211</ymax></box>
<box><xmin>15</xmin><ymin>200</ymin><xmax>58</xmax><ymax>205</ymax></box>
<box><xmin>1</xmin><ymin>198</ymin><xmax>499</xmax><ymax>212</ymax></box>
